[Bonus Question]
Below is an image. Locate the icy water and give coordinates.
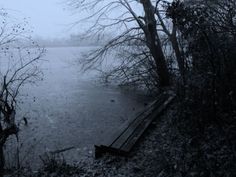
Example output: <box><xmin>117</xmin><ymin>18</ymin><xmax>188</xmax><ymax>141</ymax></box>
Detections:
<box><xmin>5</xmin><ymin>47</ymin><xmax>152</xmax><ymax>169</ymax></box>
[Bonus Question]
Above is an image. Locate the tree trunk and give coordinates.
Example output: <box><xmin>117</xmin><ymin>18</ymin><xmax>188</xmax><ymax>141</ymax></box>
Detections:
<box><xmin>0</xmin><ymin>123</ymin><xmax>4</xmax><ymax>177</ymax></box>
<box><xmin>140</xmin><ymin>0</ymin><xmax>171</xmax><ymax>87</ymax></box>
<box><xmin>149</xmin><ymin>3</ymin><xmax>185</xmax><ymax>83</ymax></box>
<box><xmin>0</xmin><ymin>146</ymin><xmax>4</xmax><ymax>177</ymax></box>
<box><xmin>170</xmin><ymin>26</ymin><xmax>186</xmax><ymax>82</ymax></box>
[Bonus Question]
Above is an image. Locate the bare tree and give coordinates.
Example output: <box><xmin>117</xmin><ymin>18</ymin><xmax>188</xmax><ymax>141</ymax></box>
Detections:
<box><xmin>0</xmin><ymin>9</ymin><xmax>44</xmax><ymax>175</ymax></box>
<box><xmin>67</xmin><ymin>0</ymin><xmax>173</xmax><ymax>88</ymax></box>
<box><xmin>151</xmin><ymin>0</ymin><xmax>186</xmax><ymax>82</ymax></box>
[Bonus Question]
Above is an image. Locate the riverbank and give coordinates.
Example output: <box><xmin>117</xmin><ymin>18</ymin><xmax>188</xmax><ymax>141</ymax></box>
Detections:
<box><xmin>6</xmin><ymin>100</ymin><xmax>236</xmax><ymax>177</ymax></box>
<box><xmin>3</xmin><ymin>46</ymin><xmax>152</xmax><ymax>170</ymax></box>
<box><xmin>13</xmin><ymin>102</ymin><xmax>177</xmax><ymax>176</ymax></box>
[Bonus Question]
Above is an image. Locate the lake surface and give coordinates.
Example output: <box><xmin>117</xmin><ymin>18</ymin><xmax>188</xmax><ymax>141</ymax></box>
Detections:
<box><xmin>5</xmin><ymin>47</ymin><xmax>152</xmax><ymax>169</ymax></box>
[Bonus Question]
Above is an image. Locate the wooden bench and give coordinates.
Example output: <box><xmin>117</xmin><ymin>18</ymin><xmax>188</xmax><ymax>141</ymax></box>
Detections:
<box><xmin>94</xmin><ymin>91</ymin><xmax>175</xmax><ymax>158</ymax></box>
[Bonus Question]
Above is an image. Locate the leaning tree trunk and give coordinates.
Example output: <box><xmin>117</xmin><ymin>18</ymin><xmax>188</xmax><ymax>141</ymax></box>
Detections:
<box><xmin>153</xmin><ymin>5</ymin><xmax>186</xmax><ymax>83</ymax></box>
<box><xmin>140</xmin><ymin>0</ymin><xmax>171</xmax><ymax>87</ymax></box>
<box><xmin>170</xmin><ymin>25</ymin><xmax>186</xmax><ymax>82</ymax></box>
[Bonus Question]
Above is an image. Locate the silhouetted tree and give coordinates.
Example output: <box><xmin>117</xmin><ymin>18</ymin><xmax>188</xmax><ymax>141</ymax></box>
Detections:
<box><xmin>0</xmin><ymin>9</ymin><xmax>44</xmax><ymax>175</ymax></box>
<box><xmin>67</xmin><ymin>0</ymin><xmax>175</xmax><ymax>88</ymax></box>
<box><xmin>168</xmin><ymin>0</ymin><xmax>236</xmax><ymax>129</ymax></box>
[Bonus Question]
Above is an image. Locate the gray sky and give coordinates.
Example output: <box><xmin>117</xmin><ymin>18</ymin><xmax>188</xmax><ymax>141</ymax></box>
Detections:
<box><xmin>0</xmin><ymin>0</ymin><xmax>78</xmax><ymax>39</ymax></box>
<box><xmin>0</xmin><ymin>0</ymin><xmax>145</xmax><ymax>40</ymax></box>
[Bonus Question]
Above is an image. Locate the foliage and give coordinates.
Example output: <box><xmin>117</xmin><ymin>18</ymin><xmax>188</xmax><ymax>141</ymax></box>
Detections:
<box><xmin>167</xmin><ymin>0</ymin><xmax>236</xmax><ymax>128</ymax></box>
<box><xmin>166</xmin><ymin>1</ymin><xmax>236</xmax><ymax>175</ymax></box>
<box><xmin>37</xmin><ymin>152</ymin><xmax>82</xmax><ymax>176</ymax></box>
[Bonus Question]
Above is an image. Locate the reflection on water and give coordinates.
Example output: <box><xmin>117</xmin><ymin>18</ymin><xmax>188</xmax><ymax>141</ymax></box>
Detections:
<box><xmin>6</xmin><ymin>47</ymin><xmax>152</xmax><ymax>168</ymax></box>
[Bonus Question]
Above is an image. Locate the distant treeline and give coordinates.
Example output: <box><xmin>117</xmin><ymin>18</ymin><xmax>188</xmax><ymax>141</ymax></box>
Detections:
<box><xmin>34</xmin><ymin>33</ymin><xmax>114</xmax><ymax>47</ymax></box>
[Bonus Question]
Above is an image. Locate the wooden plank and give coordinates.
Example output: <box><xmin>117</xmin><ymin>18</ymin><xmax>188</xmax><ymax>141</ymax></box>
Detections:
<box><xmin>94</xmin><ymin>100</ymin><xmax>158</xmax><ymax>158</ymax></box>
<box><xmin>120</xmin><ymin>95</ymin><xmax>175</xmax><ymax>152</ymax></box>
<box><xmin>94</xmin><ymin>91</ymin><xmax>175</xmax><ymax>158</ymax></box>
<box><xmin>110</xmin><ymin>109</ymin><xmax>151</xmax><ymax>149</ymax></box>
<box><xmin>110</xmin><ymin>94</ymin><xmax>168</xmax><ymax>149</ymax></box>
<box><xmin>97</xmin><ymin>100</ymin><xmax>158</xmax><ymax>147</ymax></box>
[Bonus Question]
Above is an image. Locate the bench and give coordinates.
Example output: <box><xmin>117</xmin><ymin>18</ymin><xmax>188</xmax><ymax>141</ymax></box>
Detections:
<box><xmin>94</xmin><ymin>91</ymin><xmax>175</xmax><ymax>158</ymax></box>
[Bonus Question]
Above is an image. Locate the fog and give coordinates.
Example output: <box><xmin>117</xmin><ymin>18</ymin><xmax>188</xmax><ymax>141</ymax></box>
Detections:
<box><xmin>0</xmin><ymin>0</ymin><xmax>78</xmax><ymax>39</ymax></box>
<box><xmin>0</xmin><ymin>0</ymin><xmax>142</xmax><ymax>42</ymax></box>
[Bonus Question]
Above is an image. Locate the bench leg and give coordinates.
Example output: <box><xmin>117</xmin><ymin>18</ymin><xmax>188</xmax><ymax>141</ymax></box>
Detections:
<box><xmin>94</xmin><ymin>145</ymin><xmax>104</xmax><ymax>159</ymax></box>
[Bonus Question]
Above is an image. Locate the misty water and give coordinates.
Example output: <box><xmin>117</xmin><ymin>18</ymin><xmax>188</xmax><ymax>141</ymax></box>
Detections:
<box><xmin>6</xmin><ymin>47</ymin><xmax>152</xmax><ymax>169</ymax></box>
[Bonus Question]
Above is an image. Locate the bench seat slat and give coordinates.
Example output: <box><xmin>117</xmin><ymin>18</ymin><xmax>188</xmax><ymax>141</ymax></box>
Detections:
<box><xmin>110</xmin><ymin>94</ymin><xmax>167</xmax><ymax>149</ymax></box>
<box><xmin>94</xmin><ymin>92</ymin><xmax>175</xmax><ymax>158</ymax></box>
<box><xmin>120</xmin><ymin>95</ymin><xmax>175</xmax><ymax>152</ymax></box>
<box><xmin>98</xmin><ymin>100</ymin><xmax>158</xmax><ymax>147</ymax></box>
